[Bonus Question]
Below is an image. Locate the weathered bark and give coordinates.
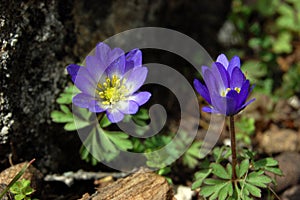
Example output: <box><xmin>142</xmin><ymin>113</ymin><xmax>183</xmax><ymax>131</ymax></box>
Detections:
<box><xmin>87</xmin><ymin>171</ymin><xmax>175</xmax><ymax>200</ymax></box>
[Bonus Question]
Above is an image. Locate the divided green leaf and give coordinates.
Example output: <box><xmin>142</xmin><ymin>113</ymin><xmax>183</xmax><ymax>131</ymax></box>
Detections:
<box><xmin>182</xmin><ymin>141</ymin><xmax>202</xmax><ymax>168</ymax></box>
<box><xmin>237</xmin><ymin>159</ymin><xmax>249</xmax><ymax>178</ymax></box>
<box><xmin>211</xmin><ymin>163</ymin><xmax>231</xmax><ymax>179</ymax></box>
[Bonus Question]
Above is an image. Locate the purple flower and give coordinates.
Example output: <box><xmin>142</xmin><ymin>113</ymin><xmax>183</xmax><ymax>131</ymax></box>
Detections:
<box><xmin>67</xmin><ymin>42</ymin><xmax>151</xmax><ymax>123</ymax></box>
<box><xmin>194</xmin><ymin>54</ymin><xmax>255</xmax><ymax>116</ymax></box>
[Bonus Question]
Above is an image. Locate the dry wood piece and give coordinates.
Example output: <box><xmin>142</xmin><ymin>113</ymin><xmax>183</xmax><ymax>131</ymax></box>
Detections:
<box><xmin>0</xmin><ymin>162</ymin><xmax>43</xmax><ymax>190</ymax></box>
<box><xmin>91</xmin><ymin>171</ymin><xmax>175</xmax><ymax>200</ymax></box>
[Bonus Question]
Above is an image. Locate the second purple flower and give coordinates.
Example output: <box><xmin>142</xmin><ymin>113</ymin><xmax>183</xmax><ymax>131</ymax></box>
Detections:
<box><xmin>194</xmin><ymin>54</ymin><xmax>255</xmax><ymax>116</ymax></box>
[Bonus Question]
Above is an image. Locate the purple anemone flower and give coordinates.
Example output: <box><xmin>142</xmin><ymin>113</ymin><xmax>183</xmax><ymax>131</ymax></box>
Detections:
<box><xmin>194</xmin><ymin>54</ymin><xmax>255</xmax><ymax>116</ymax></box>
<box><xmin>67</xmin><ymin>42</ymin><xmax>151</xmax><ymax>123</ymax></box>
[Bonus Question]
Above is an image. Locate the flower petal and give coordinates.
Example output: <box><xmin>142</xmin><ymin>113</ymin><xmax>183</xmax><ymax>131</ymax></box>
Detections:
<box><xmin>236</xmin><ymin>98</ymin><xmax>256</xmax><ymax>114</ymax></box>
<box><xmin>240</xmin><ymin>98</ymin><xmax>256</xmax><ymax>110</ymax></box>
<box><xmin>95</xmin><ymin>43</ymin><xmax>126</xmax><ymax>76</ymax></box>
<box><xmin>237</xmin><ymin>80</ymin><xmax>250</xmax><ymax>107</ymax></box>
<box><xmin>125</xmin><ymin>49</ymin><xmax>142</xmax><ymax>72</ymax></box>
<box><xmin>85</xmin><ymin>55</ymin><xmax>106</xmax><ymax>83</ymax></box>
<box><xmin>128</xmin><ymin>91</ymin><xmax>151</xmax><ymax>106</ymax></box>
<box><xmin>106</xmin><ymin>54</ymin><xmax>125</xmax><ymax>77</ymax></box>
<box><xmin>123</xmin><ymin>66</ymin><xmax>148</xmax><ymax>94</ymax></box>
<box><xmin>202</xmin><ymin>106</ymin><xmax>219</xmax><ymax>113</ymax></box>
<box><xmin>216</xmin><ymin>54</ymin><xmax>229</xmax><ymax>69</ymax></box>
<box><xmin>106</xmin><ymin>109</ymin><xmax>124</xmax><ymax>123</ymax></box>
<box><xmin>207</xmin><ymin>90</ymin><xmax>224</xmax><ymax>113</ymax></box>
<box><xmin>230</xmin><ymin>67</ymin><xmax>245</xmax><ymax>88</ymax></box>
<box><xmin>201</xmin><ymin>65</ymin><xmax>210</xmax><ymax>77</ymax></box>
<box><xmin>67</xmin><ymin>64</ymin><xmax>81</xmax><ymax>82</ymax></box>
<box><xmin>194</xmin><ymin>79</ymin><xmax>211</xmax><ymax>104</ymax></box>
<box><xmin>227</xmin><ymin>56</ymin><xmax>241</xmax><ymax>77</ymax></box>
<box><xmin>226</xmin><ymin>90</ymin><xmax>239</xmax><ymax>115</ymax></box>
<box><xmin>203</xmin><ymin>69</ymin><xmax>224</xmax><ymax>96</ymax></box>
<box><xmin>95</xmin><ymin>42</ymin><xmax>111</xmax><ymax>65</ymax></box>
<box><xmin>88</xmin><ymin>100</ymin><xmax>106</xmax><ymax>113</ymax></box>
<box><xmin>116</xmin><ymin>100</ymin><xmax>139</xmax><ymax>114</ymax></box>
<box><xmin>74</xmin><ymin>68</ymin><xmax>97</xmax><ymax>96</ymax></box>
<box><xmin>105</xmin><ymin>48</ymin><xmax>126</xmax><ymax>77</ymax></box>
<box><xmin>73</xmin><ymin>93</ymin><xmax>93</xmax><ymax>108</ymax></box>
<box><xmin>213</xmin><ymin>62</ymin><xmax>230</xmax><ymax>88</ymax></box>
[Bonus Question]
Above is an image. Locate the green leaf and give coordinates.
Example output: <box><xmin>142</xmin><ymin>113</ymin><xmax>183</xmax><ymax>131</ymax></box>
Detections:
<box><xmin>100</xmin><ymin>115</ymin><xmax>111</xmax><ymax>128</ymax></box>
<box><xmin>182</xmin><ymin>141</ymin><xmax>202</xmax><ymax>168</ymax></box>
<box><xmin>104</xmin><ymin>131</ymin><xmax>133</xmax><ymax>151</ymax></box>
<box><xmin>192</xmin><ymin>168</ymin><xmax>212</xmax><ymax>190</ymax></box>
<box><xmin>244</xmin><ymin>183</ymin><xmax>262</xmax><ymax>198</ymax></box>
<box><xmin>157</xmin><ymin>167</ymin><xmax>171</xmax><ymax>176</ymax></box>
<box><xmin>200</xmin><ymin>181</ymin><xmax>228</xmax><ymax>198</ymax></box>
<box><xmin>211</xmin><ymin>163</ymin><xmax>231</xmax><ymax>179</ymax></box>
<box><xmin>273</xmin><ymin>32</ymin><xmax>292</xmax><ymax>54</ymax></box>
<box><xmin>50</xmin><ymin>110</ymin><xmax>73</xmax><ymax>123</ymax></box>
<box><xmin>192</xmin><ymin>179</ymin><xmax>203</xmax><ymax>190</ymax></box>
<box><xmin>226</xmin><ymin>163</ymin><xmax>232</xmax><ymax>178</ymax></box>
<box><xmin>218</xmin><ymin>182</ymin><xmax>233</xmax><ymax>200</ymax></box>
<box><xmin>247</xmin><ymin>172</ymin><xmax>272</xmax><ymax>188</ymax></box>
<box><xmin>15</xmin><ymin>194</ymin><xmax>26</xmax><ymax>200</ymax></box>
<box><xmin>56</xmin><ymin>85</ymin><xmax>79</xmax><ymax>104</ymax></box>
<box><xmin>1</xmin><ymin>160</ymin><xmax>35</xmax><ymax>199</ymax></box>
<box><xmin>204</xmin><ymin>178</ymin><xmax>226</xmax><ymax>185</ymax></box>
<box><xmin>237</xmin><ymin>159</ymin><xmax>249</xmax><ymax>178</ymax></box>
<box><xmin>195</xmin><ymin>168</ymin><xmax>212</xmax><ymax>179</ymax></box>
<box><xmin>68</xmin><ymin>107</ymin><xmax>93</xmax><ymax>131</ymax></box>
<box><xmin>51</xmin><ymin>104</ymin><xmax>93</xmax><ymax>131</ymax></box>
<box><xmin>265</xmin><ymin>166</ymin><xmax>283</xmax><ymax>176</ymax></box>
<box><xmin>248</xmin><ymin>38</ymin><xmax>261</xmax><ymax>50</ymax></box>
<box><xmin>254</xmin><ymin>157</ymin><xmax>278</xmax><ymax>169</ymax></box>
<box><xmin>242</xmin><ymin>60</ymin><xmax>267</xmax><ymax>82</ymax></box>
<box><xmin>81</xmin><ymin>126</ymin><xmax>120</xmax><ymax>163</ymax></box>
<box><xmin>133</xmin><ymin>108</ymin><xmax>149</xmax><ymax>120</ymax></box>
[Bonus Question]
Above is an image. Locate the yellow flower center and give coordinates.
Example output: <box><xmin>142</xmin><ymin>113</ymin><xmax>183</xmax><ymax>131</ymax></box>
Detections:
<box><xmin>221</xmin><ymin>87</ymin><xmax>241</xmax><ymax>97</ymax></box>
<box><xmin>97</xmin><ymin>75</ymin><xmax>127</xmax><ymax>105</ymax></box>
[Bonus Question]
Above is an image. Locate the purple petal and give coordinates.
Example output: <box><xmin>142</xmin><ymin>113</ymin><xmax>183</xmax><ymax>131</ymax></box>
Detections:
<box><xmin>95</xmin><ymin>42</ymin><xmax>111</xmax><ymax>66</ymax></box>
<box><xmin>125</xmin><ymin>49</ymin><xmax>142</xmax><ymax>72</ymax></box>
<box><xmin>105</xmin><ymin>53</ymin><xmax>126</xmax><ymax>77</ymax></box>
<box><xmin>74</xmin><ymin>68</ymin><xmax>97</xmax><ymax>96</ymax></box>
<box><xmin>106</xmin><ymin>109</ymin><xmax>124</xmax><ymax>123</ymax></box>
<box><xmin>116</xmin><ymin>100</ymin><xmax>139</xmax><ymax>114</ymax></box>
<box><xmin>67</xmin><ymin>64</ymin><xmax>81</xmax><ymax>82</ymax></box>
<box><xmin>226</xmin><ymin>90</ymin><xmax>239</xmax><ymax>115</ymax></box>
<box><xmin>213</xmin><ymin>62</ymin><xmax>230</xmax><ymax>88</ymax></box>
<box><xmin>95</xmin><ymin>43</ymin><xmax>126</xmax><ymax>75</ymax></box>
<box><xmin>201</xmin><ymin>65</ymin><xmax>210</xmax><ymax>77</ymax></box>
<box><xmin>193</xmin><ymin>79</ymin><xmax>211</xmax><ymax>104</ymax></box>
<box><xmin>237</xmin><ymin>98</ymin><xmax>256</xmax><ymax>113</ymax></box>
<box><xmin>129</xmin><ymin>91</ymin><xmax>151</xmax><ymax>106</ymax></box>
<box><xmin>85</xmin><ymin>55</ymin><xmax>106</xmax><ymax>83</ymax></box>
<box><xmin>202</xmin><ymin>106</ymin><xmax>219</xmax><ymax>113</ymax></box>
<box><xmin>88</xmin><ymin>100</ymin><xmax>106</xmax><ymax>113</ymax></box>
<box><xmin>237</xmin><ymin>80</ymin><xmax>250</xmax><ymax>107</ymax></box>
<box><xmin>203</xmin><ymin>69</ymin><xmax>225</xmax><ymax>96</ymax></box>
<box><xmin>123</xmin><ymin>66</ymin><xmax>148</xmax><ymax>94</ymax></box>
<box><xmin>230</xmin><ymin>67</ymin><xmax>245</xmax><ymax>88</ymax></box>
<box><xmin>229</xmin><ymin>56</ymin><xmax>240</xmax><ymax>68</ymax></box>
<box><xmin>216</xmin><ymin>54</ymin><xmax>229</xmax><ymax>69</ymax></box>
<box><xmin>227</xmin><ymin>56</ymin><xmax>241</xmax><ymax>78</ymax></box>
<box><xmin>210</xmin><ymin>92</ymin><xmax>227</xmax><ymax>114</ymax></box>
<box><xmin>73</xmin><ymin>93</ymin><xmax>93</xmax><ymax>108</ymax></box>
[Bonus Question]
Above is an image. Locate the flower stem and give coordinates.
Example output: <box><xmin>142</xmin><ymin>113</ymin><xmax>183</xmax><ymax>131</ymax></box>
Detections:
<box><xmin>229</xmin><ymin>115</ymin><xmax>237</xmax><ymax>181</ymax></box>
